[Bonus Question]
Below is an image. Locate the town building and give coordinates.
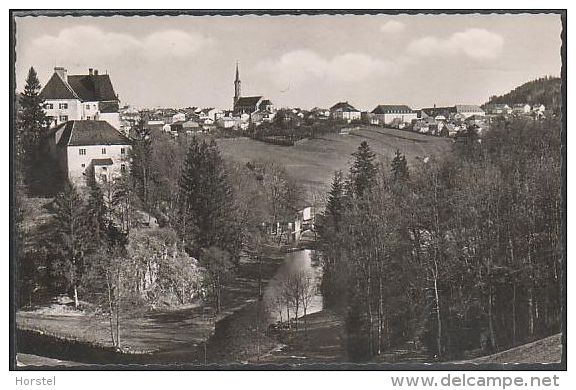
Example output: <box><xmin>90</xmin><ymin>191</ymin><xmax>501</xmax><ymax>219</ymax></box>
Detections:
<box><xmin>453</xmin><ymin>104</ymin><xmax>485</xmax><ymax>118</ymax></box>
<box><xmin>512</xmin><ymin>104</ymin><xmax>532</xmax><ymax>115</ymax></box>
<box><xmin>371</xmin><ymin>104</ymin><xmax>418</xmax><ymax>125</ymax></box>
<box><xmin>532</xmin><ymin>104</ymin><xmax>546</xmax><ymax>114</ymax></box>
<box><xmin>484</xmin><ymin>103</ymin><xmax>512</xmax><ymax>115</ymax></box>
<box><xmin>421</xmin><ymin>105</ymin><xmax>484</xmax><ymax>120</ymax></box>
<box><xmin>330</xmin><ymin>101</ymin><xmax>361</xmax><ymax>122</ymax></box>
<box><xmin>40</xmin><ymin>67</ymin><xmax>121</xmax><ymax>129</ymax></box>
<box><xmin>45</xmin><ymin>120</ymin><xmax>131</xmax><ymax>186</ymax></box>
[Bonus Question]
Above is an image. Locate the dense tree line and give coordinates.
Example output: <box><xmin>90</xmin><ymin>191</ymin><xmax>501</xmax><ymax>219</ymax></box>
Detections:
<box><xmin>317</xmin><ymin>118</ymin><xmax>562</xmax><ymax>361</ymax></box>
<box><xmin>486</xmin><ymin>76</ymin><xmax>562</xmax><ymax>115</ymax></box>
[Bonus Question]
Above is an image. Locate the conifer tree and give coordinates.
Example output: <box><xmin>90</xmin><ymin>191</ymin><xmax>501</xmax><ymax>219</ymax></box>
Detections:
<box><xmin>17</xmin><ymin>67</ymin><xmax>48</xmax><ymax>175</ymax></box>
<box><xmin>349</xmin><ymin>141</ymin><xmax>377</xmax><ymax>197</ymax></box>
<box><xmin>178</xmin><ymin>138</ymin><xmax>242</xmax><ymax>261</ymax></box>
<box><xmin>391</xmin><ymin>149</ymin><xmax>409</xmax><ymax>182</ymax></box>
<box><xmin>50</xmin><ymin>182</ymin><xmax>91</xmax><ymax>308</ymax></box>
<box><xmin>324</xmin><ymin>170</ymin><xmax>346</xmax><ymax>231</ymax></box>
<box><xmin>130</xmin><ymin>120</ymin><xmax>155</xmax><ymax>208</ymax></box>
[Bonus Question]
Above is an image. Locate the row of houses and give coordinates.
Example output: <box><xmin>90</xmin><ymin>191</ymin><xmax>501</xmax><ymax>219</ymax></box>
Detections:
<box><xmin>483</xmin><ymin>103</ymin><xmax>546</xmax><ymax>116</ymax></box>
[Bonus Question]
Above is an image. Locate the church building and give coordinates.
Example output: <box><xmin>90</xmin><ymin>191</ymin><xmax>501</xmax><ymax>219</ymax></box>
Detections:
<box><xmin>232</xmin><ymin>63</ymin><xmax>274</xmax><ymax>120</ymax></box>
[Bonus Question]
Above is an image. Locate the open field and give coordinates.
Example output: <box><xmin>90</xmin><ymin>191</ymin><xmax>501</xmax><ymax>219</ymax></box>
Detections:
<box><xmin>217</xmin><ymin>126</ymin><xmax>452</xmax><ymax>196</ymax></box>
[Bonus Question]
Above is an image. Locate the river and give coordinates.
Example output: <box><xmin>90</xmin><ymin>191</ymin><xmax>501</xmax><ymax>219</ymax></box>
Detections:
<box><xmin>262</xmin><ymin>249</ymin><xmax>322</xmax><ymax>323</ymax></box>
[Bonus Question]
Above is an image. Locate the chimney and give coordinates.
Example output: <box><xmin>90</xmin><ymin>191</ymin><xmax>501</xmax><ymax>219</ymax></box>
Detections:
<box><xmin>54</xmin><ymin>67</ymin><xmax>67</xmax><ymax>82</ymax></box>
<box><xmin>94</xmin><ymin>69</ymin><xmax>99</xmax><ymax>76</ymax></box>
<box><xmin>89</xmin><ymin>68</ymin><xmax>93</xmax><ymax>75</ymax></box>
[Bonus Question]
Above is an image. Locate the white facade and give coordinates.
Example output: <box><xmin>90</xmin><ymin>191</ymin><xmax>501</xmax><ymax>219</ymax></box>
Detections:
<box><xmin>172</xmin><ymin>112</ymin><xmax>186</xmax><ymax>123</ymax></box>
<box><xmin>375</xmin><ymin>112</ymin><xmax>418</xmax><ymax>125</ymax></box>
<box><xmin>99</xmin><ymin>111</ymin><xmax>121</xmax><ymax>129</ymax></box>
<box><xmin>44</xmin><ymin>99</ymin><xmax>83</xmax><ymax>127</ymax></box>
<box><xmin>332</xmin><ymin>110</ymin><xmax>361</xmax><ymax>122</ymax></box>
<box><xmin>512</xmin><ymin>104</ymin><xmax>531</xmax><ymax>114</ymax></box>
<box><xmin>44</xmin><ymin>99</ymin><xmax>121</xmax><ymax>129</ymax></box>
<box><xmin>67</xmin><ymin>144</ymin><xmax>130</xmax><ymax>186</ymax></box>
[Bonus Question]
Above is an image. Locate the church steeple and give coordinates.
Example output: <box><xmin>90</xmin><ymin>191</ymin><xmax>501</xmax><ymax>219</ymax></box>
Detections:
<box><xmin>234</xmin><ymin>61</ymin><xmax>241</xmax><ymax>106</ymax></box>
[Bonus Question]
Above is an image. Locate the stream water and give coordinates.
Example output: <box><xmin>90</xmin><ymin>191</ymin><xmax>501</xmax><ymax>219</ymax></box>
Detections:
<box><xmin>262</xmin><ymin>249</ymin><xmax>322</xmax><ymax>322</ymax></box>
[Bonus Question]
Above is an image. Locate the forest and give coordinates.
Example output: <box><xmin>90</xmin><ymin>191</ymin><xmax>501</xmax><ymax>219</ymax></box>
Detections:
<box><xmin>316</xmin><ymin>118</ymin><xmax>563</xmax><ymax>361</ymax></box>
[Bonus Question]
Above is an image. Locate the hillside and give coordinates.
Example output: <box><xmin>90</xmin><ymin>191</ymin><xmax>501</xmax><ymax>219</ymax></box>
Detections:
<box><xmin>485</xmin><ymin>76</ymin><xmax>562</xmax><ymax>112</ymax></box>
<box><xmin>217</xmin><ymin>126</ymin><xmax>452</xmax><ymax>197</ymax></box>
<box><xmin>465</xmin><ymin>334</ymin><xmax>562</xmax><ymax>364</ymax></box>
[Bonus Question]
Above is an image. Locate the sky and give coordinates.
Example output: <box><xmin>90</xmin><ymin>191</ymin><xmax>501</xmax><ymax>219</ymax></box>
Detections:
<box><xmin>14</xmin><ymin>13</ymin><xmax>562</xmax><ymax>111</ymax></box>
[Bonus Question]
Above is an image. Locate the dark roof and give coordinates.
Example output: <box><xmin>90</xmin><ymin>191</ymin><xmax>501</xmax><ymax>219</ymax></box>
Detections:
<box><xmin>91</xmin><ymin>158</ymin><xmax>114</xmax><ymax>166</ymax></box>
<box><xmin>235</xmin><ymin>96</ymin><xmax>263</xmax><ymax>107</ymax></box>
<box><xmin>40</xmin><ymin>72</ymin><xmax>118</xmax><ymax>102</ymax></box>
<box><xmin>330</xmin><ymin>102</ymin><xmax>359</xmax><ymax>112</ymax></box>
<box><xmin>371</xmin><ymin>105</ymin><xmax>414</xmax><ymax>114</ymax></box>
<box><xmin>421</xmin><ymin>107</ymin><xmax>452</xmax><ymax>117</ymax></box>
<box><xmin>40</xmin><ymin>73</ymin><xmax>79</xmax><ymax>100</ymax></box>
<box><xmin>67</xmin><ymin>74</ymin><xmax>117</xmax><ymax>102</ymax></box>
<box><xmin>51</xmin><ymin>120</ymin><xmax>131</xmax><ymax>147</ymax></box>
<box><xmin>99</xmin><ymin>101</ymin><xmax>120</xmax><ymax>113</ymax></box>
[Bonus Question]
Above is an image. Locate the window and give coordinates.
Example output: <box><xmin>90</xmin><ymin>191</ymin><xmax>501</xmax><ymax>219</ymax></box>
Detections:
<box><xmin>100</xmin><ymin>174</ymin><xmax>107</xmax><ymax>183</ymax></box>
<box><xmin>81</xmin><ymin>163</ymin><xmax>85</xmax><ymax>168</ymax></box>
<box><xmin>59</xmin><ymin>103</ymin><xmax>68</xmax><ymax>109</ymax></box>
<box><xmin>79</xmin><ymin>149</ymin><xmax>86</xmax><ymax>155</ymax></box>
<box><xmin>59</xmin><ymin>115</ymin><xmax>68</xmax><ymax>122</ymax></box>
<box><xmin>120</xmin><ymin>147</ymin><xmax>126</xmax><ymax>155</ymax></box>
<box><xmin>120</xmin><ymin>164</ymin><xmax>126</xmax><ymax>172</ymax></box>
<box><xmin>101</xmin><ymin>148</ymin><xmax>107</xmax><ymax>155</ymax></box>
<box><xmin>86</xmin><ymin>104</ymin><xmax>90</xmax><ymax>110</ymax></box>
<box><xmin>45</xmin><ymin>103</ymin><xmax>53</xmax><ymax>109</ymax></box>
<box><xmin>86</xmin><ymin>116</ymin><xmax>91</xmax><ymax>120</ymax></box>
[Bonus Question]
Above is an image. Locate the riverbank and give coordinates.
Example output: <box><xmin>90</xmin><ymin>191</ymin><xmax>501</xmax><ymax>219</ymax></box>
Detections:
<box><xmin>258</xmin><ymin>309</ymin><xmax>347</xmax><ymax>364</ymax></box>
<box><xmin>260</xmin><ymin>309</ymin><xmax>563</xmax><ymax>365</ymax></box>
<box><xmin>16</xmin><ymin>246</ymin><xmax>288</xmax><ymax>366</ymax></box>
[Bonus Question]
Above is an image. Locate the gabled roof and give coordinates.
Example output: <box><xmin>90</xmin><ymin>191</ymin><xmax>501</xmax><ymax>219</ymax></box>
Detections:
<box><xmin>99</xmin><ymin>101</ymin><xmax>120</xmax><ymax>113</ymax></box>
<box><xmin>40</xmin><ymin>72</ymin><xmax>118</xmax><ymax>102</ymax></box>
<box><xmin>67</xmin><ymin>74</ymin><xmax>118</xmax><ymax>102</ymax></box>
<box><xmin>40</xmin><ymin>73</ymin><xmax>79</xmax><ymax>100</ymax></box>
<box><xmin>50</xmin><ymin>120</ymin><xmax>131</xmax><ymax>147</ymax></box>
<box><xmin>330</xmin><ymin>102</ymin><xmax>359</xmax><ymax>112</ymax></box>
<box><xmin>235</xmin><ymin>96</ymin><xmax>263</xmax><ymax>107</ymax></box>
<box><xmin>371</xmin><ymin>104</ymin><xmax>414</xmax><ymax>114</ymax></box>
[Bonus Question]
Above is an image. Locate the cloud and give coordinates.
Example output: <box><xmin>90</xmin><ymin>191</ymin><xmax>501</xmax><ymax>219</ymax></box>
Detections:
<box><xmin>407</xmin><ymin>28</ymin><xmax>504</xmax><ymax>59</ymax></box>
<box><xmin>380</xmin><ymin>20</ymin><xmax>405</xmax><ymax>34</ymax></box>
<box><xmin>258</xmin><ymin>50</ymin><xmax>394</xmax><ymax>86</ymax></box>
<box><xmin>28</xmin><ymin>26</ymin><xmax>213</xmax><ymax>63</ymax></box>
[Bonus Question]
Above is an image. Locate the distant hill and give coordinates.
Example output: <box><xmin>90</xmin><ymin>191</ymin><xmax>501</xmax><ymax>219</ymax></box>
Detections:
<box><xmin>485</xmin><ymin>76</ymin><xmax>562</xmax><ymax>113</ymax></box>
